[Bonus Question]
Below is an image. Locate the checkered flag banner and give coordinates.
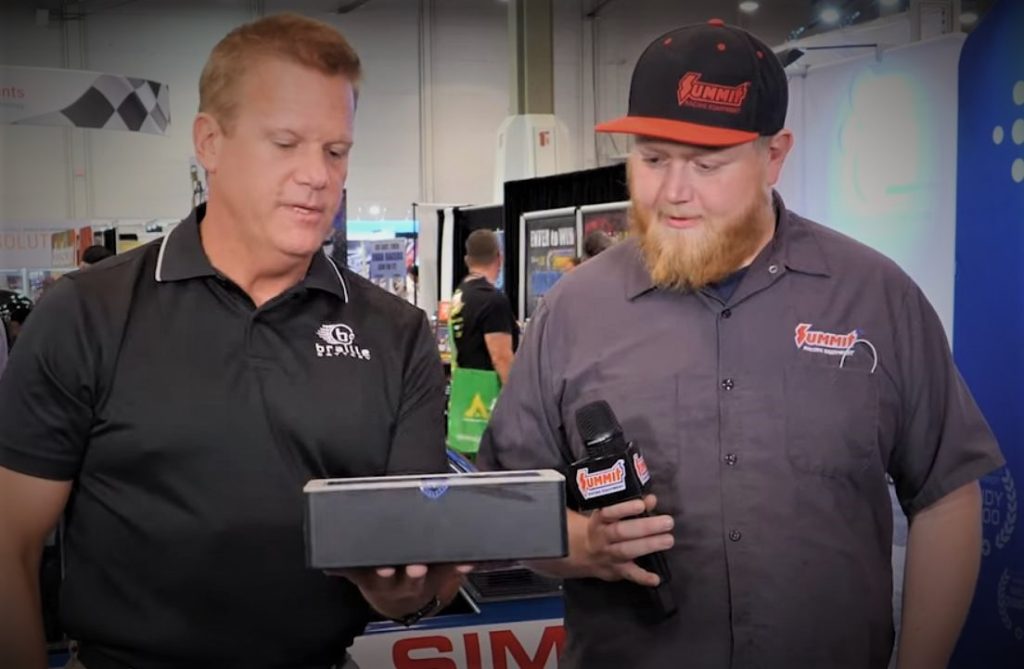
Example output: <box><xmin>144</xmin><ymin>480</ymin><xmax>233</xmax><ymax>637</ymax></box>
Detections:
<box><xmin>1</xmin><ymin>66</ymin><xmax>170</xmax><ymax>135</ymax></box>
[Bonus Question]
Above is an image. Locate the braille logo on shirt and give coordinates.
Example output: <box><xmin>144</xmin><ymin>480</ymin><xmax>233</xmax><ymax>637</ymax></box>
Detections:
<box><xmin>794</xmin><ymin>322</ymin><xmax>859</xmax><ymax>357</ymax></box>
<box><xmin>315</xmin><ymin>323</ymin><xmax>372</xmax><ymax>361</ymax></box>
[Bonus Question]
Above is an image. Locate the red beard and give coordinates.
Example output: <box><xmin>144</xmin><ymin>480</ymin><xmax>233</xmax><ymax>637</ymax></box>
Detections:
<box><xmin>629</xmin><ymin>194</ymin><xmax>771</xmax><ymax>292</ymax></box>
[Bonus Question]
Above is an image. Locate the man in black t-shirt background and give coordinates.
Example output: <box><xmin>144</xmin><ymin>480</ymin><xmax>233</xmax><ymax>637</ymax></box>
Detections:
<box><xmin>450</xmin><ymin>230</ymin><xmax>516</xmax><ymax>384</ymax></box>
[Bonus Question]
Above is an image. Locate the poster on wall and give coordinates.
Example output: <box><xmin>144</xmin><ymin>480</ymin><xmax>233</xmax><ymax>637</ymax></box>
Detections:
<box><xmin>494</xmin><ymin>230</ymin><xmax>506</xmax><ymax>291</ymax></box>
<box><xmin>579</xmin><ymin>200</ymin><xmax>630</xmax><ymax>256</ymax></box>
<box><xmin>1</xmin><ymin>65</ymin><xmax>170</xmax><ymax>135</ymax></box>
<box><xmin>368</xmin><ymin>239</ymin><xmax>407</xmax><ymax>280</ymax></box>
<box><xmin>50</xmin><ymin>230</ymin><xmax>76</xmax><ymax>268</ymax></box>
<box><xmin>347</xmin><ymin>238</ymin><xmax>412</xmax><ymax>301</ymax></box>
<box><xmin>76</xmin><ymin>226</ymin><xmax>93</xmax><ymax>264</ymax></box>
<box><xmin>518</xmin><ymin>207</ymin><xmax>579</xmax><ymax>322</ymax></box>
<box><xmin>950</xmin><ymin>0</ymin><xmax>1024</xmax><ymax>666</ymax></box>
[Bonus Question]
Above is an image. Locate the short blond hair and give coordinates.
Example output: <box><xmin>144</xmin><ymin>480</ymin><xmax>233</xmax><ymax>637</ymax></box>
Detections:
<box><xmin>199</xmin><ymin>13</ymin><xmax>361</xmax><ymax>132</ymax></box>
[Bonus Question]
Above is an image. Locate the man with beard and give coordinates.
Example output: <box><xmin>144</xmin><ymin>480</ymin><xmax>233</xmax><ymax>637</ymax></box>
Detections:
<box><xmin>478</xmin><ymin>19</ymin><xmax>1002</xmax><ymax>669</ymax></box>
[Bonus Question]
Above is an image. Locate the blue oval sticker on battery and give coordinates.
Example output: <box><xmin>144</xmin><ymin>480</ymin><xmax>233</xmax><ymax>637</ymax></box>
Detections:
<box><xmin>420</xmin><ymin>480</ymin><xmax>450</xmax><ymax>500</ymax></box>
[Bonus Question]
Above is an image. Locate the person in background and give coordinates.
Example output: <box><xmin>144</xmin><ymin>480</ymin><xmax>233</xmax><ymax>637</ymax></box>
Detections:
<box><xmin>479</xmin><ymin>19</ymin><xmax>1001</xmax><ymax>669</ymax></box>
<box><xmin>407</xmin><ymin>263</ymin><xmax>420</xmax><ymax>307</ymax></box>
<box><xmin>79</xmin><ymin>245</ymin><xmax>115</xmax><ymax>268</ymax></box>
<box><xmin>0</xmin><ymin>14</ymin><xmax>462</xmax><ymax>669</ymax></box>
<box><xmin>0</xmin><ymin>293</ymin><xmax>33</xmax><ymax>351</ymax></box>
<box><xmin>446</xmin><ymin>229</ymin><xmax>517</xmax><ymax>457</ymax></box>
<box><xmin>582</xmin><ymin>229</ymin><xmax>614</xmax><ymax>260</ymax></box>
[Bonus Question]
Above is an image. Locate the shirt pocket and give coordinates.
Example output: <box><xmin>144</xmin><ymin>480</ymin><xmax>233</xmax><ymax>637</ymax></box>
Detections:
<box><xmin>564</xmin><ymin>375</ymin><xmax>680</xmax><ymax>485</ymax></box>
<box><xmin>783</xmin><ymin>363</ymin><xmax>880</xmax><ymax>480</ymax></box>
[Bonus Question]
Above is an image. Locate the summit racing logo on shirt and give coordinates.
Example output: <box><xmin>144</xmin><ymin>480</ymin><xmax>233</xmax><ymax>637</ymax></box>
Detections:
<box><xmin>794</xmin><ymin>323</ymin><xmax>858</xmax><ymax>357</ymax></box>
<box><xmin>315</xmin><ymin>323</ymin><xmax>371</xmax><ymax>361</ymax></box>
<box><xmin>577</xmin><ymin>460</ymin><xmax>627</xmax><ymax>500</ymax></box>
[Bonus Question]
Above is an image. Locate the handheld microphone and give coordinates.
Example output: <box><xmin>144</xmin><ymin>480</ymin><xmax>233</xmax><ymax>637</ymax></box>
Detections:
<box><xmin>570</xmin><ymin>400</ymin><xmax>677</xmax><ymax>620</ymax></box>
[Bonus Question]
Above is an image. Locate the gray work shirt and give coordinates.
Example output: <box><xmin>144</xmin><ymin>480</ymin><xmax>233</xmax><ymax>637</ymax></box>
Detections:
<box><xmin>478</xmin><ymin>193</ymin><xmax>1003</xmax><ymax>669</ymax></box>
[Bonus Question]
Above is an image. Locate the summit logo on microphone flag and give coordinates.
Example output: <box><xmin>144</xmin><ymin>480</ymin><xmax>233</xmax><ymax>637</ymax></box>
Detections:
<box><xmin>633</xmin><ymin>453</ymin><xmax>651</xmax><ymax>486</ymax></box>
<box><xmin>577</xmin><ymin>460</ymin><xmax>627</xmax><ymax>500</ymax></box>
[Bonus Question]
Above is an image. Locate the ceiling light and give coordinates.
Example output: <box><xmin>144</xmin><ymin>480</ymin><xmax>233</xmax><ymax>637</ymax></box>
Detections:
<box><xmin>739</xmin><ymin>1</ymin><xmax>760</xmax><ymax>13</ymax></box>
<box><xmin>960</xmin><ymin>11</ymin><xmax>978</xmax><ymax>26</ymax></box>
<box><xmin>820</xmin><ymin>7</ymin><xmax>841</xmax><ymax>24</ymax></box>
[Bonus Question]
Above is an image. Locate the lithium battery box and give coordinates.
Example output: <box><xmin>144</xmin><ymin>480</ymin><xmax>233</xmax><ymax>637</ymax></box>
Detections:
<box><xmin>304</xmin><ymin>469</ymin><xmax>567</xmax><ymax>568</ymax></box>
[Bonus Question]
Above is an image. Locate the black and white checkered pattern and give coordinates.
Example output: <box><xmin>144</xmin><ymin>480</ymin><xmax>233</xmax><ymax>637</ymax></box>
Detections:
<box><xmin>17</xmin><ymin>74</ymin><xmax>170</xmax><ymax>135</ymax></box>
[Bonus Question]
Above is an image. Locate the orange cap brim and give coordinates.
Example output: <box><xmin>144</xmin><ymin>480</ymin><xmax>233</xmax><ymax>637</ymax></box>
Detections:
<box><xmin>595</xmin><ymin>116</ymin><xmax>758</xmax><ymax>147</ymax></box>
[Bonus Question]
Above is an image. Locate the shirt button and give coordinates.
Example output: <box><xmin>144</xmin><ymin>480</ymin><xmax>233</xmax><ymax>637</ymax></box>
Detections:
<box><xmin>729</xmin><ymin>530</ymin><xmax>742</xmax><ymax>542</ymax></box>
<box><xmin>768</xmin><ymin>264</ymin><xmax>779</xmax><ymax>274</ymax></box>
<box><xmin>721</xmin><ymin>378</ymin><xmax>735</xmax><ymax>391</ymax></box>
<box><xmin>721</xmin><ymin>308</ymin><xmax>732</xmax><ymax>319</ymax></box>
<box><xmin>724</xmin><ymin>453</ymin><xmax>738</xmax><ymax>466</ymax></box>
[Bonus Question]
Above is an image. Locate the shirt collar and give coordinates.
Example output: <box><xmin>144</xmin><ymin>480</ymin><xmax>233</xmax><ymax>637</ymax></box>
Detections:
<box><xmin>623</xmin><ymin>238</ymin><xmax>656</xmax><ymax>301</ymax></box>
<box><xmin>303</xmin><ymin>249</ymin><xmax>351</xmax><ymax>302</ymax></box>
<box><xmin>155</xmin><ymin>204</ymin><xmax>216</xmax><ymax>282</ymax></box>
<box><xmin>624</xmin><ymin>190</ymin><xmax>831</xmax><ymax>301</ymax></box>
<box><xmin>768</xmin><ymin>191</ymin><xmax>832</xmax><ymax>279</ymax></box>
<box><xmin>155</xmin><ymin>204</ymin><xmax>349</xmax><ymax>303</ymax></box>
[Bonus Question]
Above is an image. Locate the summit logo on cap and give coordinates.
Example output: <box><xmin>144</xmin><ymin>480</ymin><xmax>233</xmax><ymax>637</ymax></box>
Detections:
<box><xmin>677</xmin><ymin>72</ymin><xmax>751</xmax><ymax>114</ymax></box>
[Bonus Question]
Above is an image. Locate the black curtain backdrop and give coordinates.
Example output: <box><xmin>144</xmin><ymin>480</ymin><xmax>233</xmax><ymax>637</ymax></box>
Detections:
<box><xmin>435</xmin><ymin>208</ymin><xmax>447</xmax><ymax>305</ymax></box>
<box><xmin>502</xmin><ymin>164</ymin><xmax>628</xmax><ymax>319</ymax></box>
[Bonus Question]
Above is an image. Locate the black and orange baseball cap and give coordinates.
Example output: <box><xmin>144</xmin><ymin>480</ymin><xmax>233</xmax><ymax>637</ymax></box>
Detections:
<box><xmin>596</xmin><ymin>19</ymin><xmax>788</xmax><ymax>147</ymax></box>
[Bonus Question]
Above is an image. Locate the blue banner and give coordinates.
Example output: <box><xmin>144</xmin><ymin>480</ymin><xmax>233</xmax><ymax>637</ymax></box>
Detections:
<box><xmin>952</xmin><ymin>1</ymin><xmax>1024</xmax><ymax>665</ymax></box>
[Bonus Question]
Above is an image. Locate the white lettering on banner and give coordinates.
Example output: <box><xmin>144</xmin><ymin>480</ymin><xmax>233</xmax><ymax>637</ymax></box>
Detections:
<box><xmin>0</xmin><ymin>231</ymin><xmax>49</xmax><ymax>250</ymax></box>
<box><xmin>367</xmin><ymin>239</ymin><xmax>408</xmax><ymax>279</ymax></box>
<box><xmin>556</xmin><ymin>227</ymin><xmax>575</xmax><ymax>247</ymax></box>
<box><xmin>529</xmin><ymin>229</ymin><xmax>551</xmax><ymax>249</ymax></box>
<box><xmin>350</xmin><ymin>620</ymin><xmax>565</xmax><ymax>669</ymax></box>
<box><xmin>982</xmin><ymin>469</ymin><xmax>1017</xmax><ymax>557</ymax></box>
<box><xmin>985</xmin><ymin>490</ymin><xmax>1005</xmax><ymax>509</ymax></box>
<box><xmin>0</xmin><ymin>230</ymin><xmax>55</xmax><ymax>268</ymax></box>
<box><xmin>997</xmin><ymin>568</ymin><xmax>1024</xmax><ymax>641</ymax></box>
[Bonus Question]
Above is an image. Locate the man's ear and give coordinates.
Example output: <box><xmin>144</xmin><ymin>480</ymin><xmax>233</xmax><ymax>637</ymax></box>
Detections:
<box><xmin>193</xmin><ymin>112</ymin><xmax>224</xmax><ymax>174</ymax></box>
<box><xmin>764</xmin><ymin>129</ymin><xmax>794</xmax><ymax>187</ymax></box>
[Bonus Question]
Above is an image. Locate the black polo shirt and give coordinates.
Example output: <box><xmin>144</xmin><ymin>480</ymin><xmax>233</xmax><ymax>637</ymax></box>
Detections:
<box><xmin>0</xmin><ymin>207</ymin><xmax>447</xmax><ymax>668</ymax></box>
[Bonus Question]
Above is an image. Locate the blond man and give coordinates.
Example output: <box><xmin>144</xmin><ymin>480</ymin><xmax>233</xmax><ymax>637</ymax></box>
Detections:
<box><xmin>0</xmin><ymin>14</ymin><xmax>460</xmax><ymax>669</ymax></box>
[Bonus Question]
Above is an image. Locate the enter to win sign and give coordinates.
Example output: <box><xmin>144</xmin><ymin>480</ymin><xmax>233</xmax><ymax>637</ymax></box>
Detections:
<box><xmin>351</xmin><ymin>620</ymin><xmax>565</xmax><ymax>669</ymax></box>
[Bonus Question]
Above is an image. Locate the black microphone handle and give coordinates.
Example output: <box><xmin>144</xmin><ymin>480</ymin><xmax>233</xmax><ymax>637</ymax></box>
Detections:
<box><xmin>629</xmin><ymin>508</ymin><xmax>677</xmax><ymax>619</ymax></box>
